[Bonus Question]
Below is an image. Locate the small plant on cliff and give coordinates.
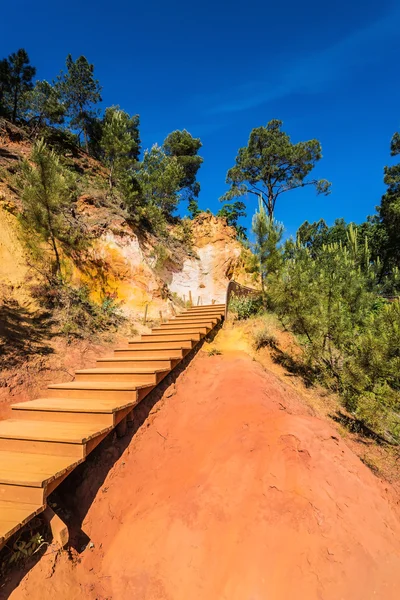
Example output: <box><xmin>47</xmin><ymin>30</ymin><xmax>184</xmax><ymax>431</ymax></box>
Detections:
<box><xmin>17</xmin><ymin>139</ymin><xmax>86</xmax><ymax>281</ymax></box>
<box><xmin>252</xmin><ymin>326</ymin><xmax>277</xmax><ymax>350</ymax></box>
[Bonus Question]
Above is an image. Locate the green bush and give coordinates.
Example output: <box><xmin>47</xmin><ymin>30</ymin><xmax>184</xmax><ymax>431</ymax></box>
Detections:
<box><xmin>229</xmin><ymin>295</ymin><xmax>262</xmax><ymax>320</ymax></box>
<box><xmin>267</xmin><ymin>235</ymin><xmax>400</xmax><ymax>442</ymax></box>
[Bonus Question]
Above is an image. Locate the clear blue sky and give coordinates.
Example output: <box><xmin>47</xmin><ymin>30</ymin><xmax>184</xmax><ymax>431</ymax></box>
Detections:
<box><xmin>1</xmin><ymin>0</ymin><xmax>400</xmax><ymax>237</ymax></box>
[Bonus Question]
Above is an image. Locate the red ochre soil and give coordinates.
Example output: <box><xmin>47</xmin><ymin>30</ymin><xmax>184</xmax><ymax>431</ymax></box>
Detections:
<box><xmin>7</xmin><ymin>343</ymin><xmax>400</xmax><ymax>600</ymax></box>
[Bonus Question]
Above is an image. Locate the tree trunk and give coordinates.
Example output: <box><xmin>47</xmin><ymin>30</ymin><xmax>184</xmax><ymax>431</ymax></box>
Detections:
<box><xmin>51</xmin><ymin>234</ymin><xmax>62</xmax><ymax>281</ymax></box>
<box><xmin>83</xmin><ymin>126</ymin><xmax>89</xmax><ymax>154</ymax></box>
<box><xmin>12</xmin><ymin>86</ymin><xmax>18</xmax><ymax>123</ymax></box>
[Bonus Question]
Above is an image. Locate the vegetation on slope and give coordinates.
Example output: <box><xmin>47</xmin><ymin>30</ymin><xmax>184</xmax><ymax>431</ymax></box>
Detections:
<box><xmin>232</xmin><ymin>124</ymin><xmax>400</xmax><ymax>443</ymax></box>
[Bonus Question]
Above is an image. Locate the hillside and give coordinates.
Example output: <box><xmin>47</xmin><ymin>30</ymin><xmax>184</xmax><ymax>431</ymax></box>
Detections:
<box><xmin>0</xmin><ymin>119</ymin><xmax>252</xmax><ymax>418</ymax></box>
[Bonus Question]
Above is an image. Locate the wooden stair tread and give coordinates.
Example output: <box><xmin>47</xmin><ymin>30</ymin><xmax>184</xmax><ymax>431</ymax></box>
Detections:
<box><xmin>11</xmin><ymin>397</ymin><xmax>136</xmax><ymax>414</ymax></box>
<box><xmin>151</xmin><ymin>328</ymin><xmax>208</xmax><ymax>333</ymax></box>
<box><xmin>98</xmin><ymin>356</ymin><xmax>174</xmax><ymax>361</ymax></box>
<box><xmin>0</xmin><ymin>451</ymin><xmax>81</xmax><ymax>487</ymax></box>
<box><xmin>0</xmin><ymin>502</ymin><xmax>45</xmax><ymax>541</ymax></box>
<box><xmin>115</xmin><ymin>345</ymin><xmax>187</xmax><ymax>350</ymax></box>
<box><xmin>75</xmin><ymin>367</ymin><xmax>169</xmax><ymax>375</ymax></box>
<box><xmin>48</xmin><ymin>381</ymin><xmax>148</xmax><ymax>390</ymax></box>
<box><xmin>0</xmin><ymin>419</ymin><xmax>112</xmax><ymax>444</ymax></box>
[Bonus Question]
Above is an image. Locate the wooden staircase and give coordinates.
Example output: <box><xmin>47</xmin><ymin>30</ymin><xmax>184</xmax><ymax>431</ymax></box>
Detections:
<box><xmin>0</xmin><ymin>304</ymin><xmax>225</xmax><ymax>548</ymax></box>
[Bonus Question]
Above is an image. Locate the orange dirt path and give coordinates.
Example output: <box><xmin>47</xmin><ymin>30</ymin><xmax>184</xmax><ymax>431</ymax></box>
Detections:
<box><xmin>9</xmin><ymin>347</ymin><xmax>400</xmax><ymax>599</ymax></box>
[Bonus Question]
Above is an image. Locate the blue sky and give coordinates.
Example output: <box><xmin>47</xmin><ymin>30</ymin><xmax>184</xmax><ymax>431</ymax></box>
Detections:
<box><xmin>1</xmin><ymin>0</ymin><xmax>400</xmax><ymax>237</ymax></box>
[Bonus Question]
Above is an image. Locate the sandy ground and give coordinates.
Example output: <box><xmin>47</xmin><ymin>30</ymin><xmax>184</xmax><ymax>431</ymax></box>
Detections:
<box><xmin>5</xmin><ymin>328</ymin><xmax>400</xmax><ymax>600</ymax></box>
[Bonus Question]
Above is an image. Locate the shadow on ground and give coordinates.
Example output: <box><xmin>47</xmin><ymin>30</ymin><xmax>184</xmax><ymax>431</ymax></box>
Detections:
<box><xmin>0</xmin><ymin>298</ymin><xmax>54</xmax><ymax>369</ymax></box>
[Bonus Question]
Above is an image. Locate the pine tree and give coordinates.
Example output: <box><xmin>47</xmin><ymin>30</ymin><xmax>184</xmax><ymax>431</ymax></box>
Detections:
<box><xmin>217</xmin><ymin>201</ymin><xmax>247</xmax><ymax>239</ymax></box>
<box><xmin>0</xmin><ymin>49</ymin><xmax>36</xmax><ymax>122</ymax></box>
<box><xmin>133</xmin><ymin>144</ymin><xmax>184</xmax><ymax>224</ymax></box>
<box><xmin>17</xmin><ymin>139</ymin><xmax>81</xmax><ymax>280</ymax></box>
<box><xmin>100</xmin><ymin>106</ymin><xmax>140</xmax><ymax>191</ymax></box>
<box><xmin>0</xmin><ymin>58</ymin><xmax>10</xmax><ymax>117</ymax></box>
<box><xmin>26</xmin><ymin>80</ymin><xmax>65</xmax><ymax>131</ymax></box>
<box><xmin>187</xmin><ymin>198</ymin><xmax>201</xmax><ymax>219</ymax></box>
<box><xmin>222</xmin><ymin>119</ymin><xmax>330</xmax><ymax>218</ymax></box>
<box><xmin>252</xmin><ymin>196</ymin><xmax>283</xmax><ymax>290</ymax></box>
<box><xmin>163</xmin><ymin>129</ymin><xmax>203</xmax><ymax>208</ymax></box>
<box><xmin>57</xmin><ymin>55</ymin><xmax>102</xmax><ymax>152</ymax></box>
<box><xmin>379</xmin><ymin>130</ymin><xmax>400</xmax><ymax>271</ymax></box>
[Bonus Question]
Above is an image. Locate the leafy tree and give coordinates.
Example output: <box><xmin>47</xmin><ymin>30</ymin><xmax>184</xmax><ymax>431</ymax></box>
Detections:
<box><xmin>221</xmin><ymin>119</ymin><xmax>331</xmax><ymax>218</ymax></box>
<box><xmin>252</xmin><ymin>197</ymin><xmax>283</xmax><ymax>291</ymax></box>
<box><xmin>0</xmin><ymin>49</ymin><xmax>36</xmax><ymax>122</ymax></box>
<box><xmin>217</xmin><ymin>200</ymin><xmax>247</xmax><ymax>239</ymax></box>
<box><xmin>100</xmin><ymin>106</ymin><xmax>140</xmax><ymax>191</ymax></box>
<box><xmin>133</xmin><ymin>144</ymin><xmax>184</xmax><ymax>227</ymax></box>
<box><xmin>378</xmin><ymin>130</ymin><xmax>400</xmax><ymax>271</ymax></box>
<box><xmin>17</xmin><ymin>139</ymin><xmax>82</xmax><ymax>280</ymax></box>
<box><xmin>57</xmin><ymin>54</ymin><xmax>102</xmax><ymax>152</ymax></box>
<box><xmin>163</xmin><ymin>129</ymin><xmax>203</xmax><ymax>206</ymax></box>
<box><xmin>26</xmin><ymin>80</ymin><xmax>65</xmax><ymax>131</ymax></box>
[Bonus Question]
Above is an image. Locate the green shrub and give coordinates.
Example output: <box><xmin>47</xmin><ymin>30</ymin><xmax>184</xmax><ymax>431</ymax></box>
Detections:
<box><xmin>151</xmin><ymin>243</ymin><xmax>170</xmax><ymax>274</ymax></box>
<box><xmin>267</xmin><ymin>235</ymin><xmax>400</xmax><ymax>442</ymax></box>
<box><xmin>229</xmin><ymin>295</ymin><xmax>261</xmax><ymax>320</ymax></box>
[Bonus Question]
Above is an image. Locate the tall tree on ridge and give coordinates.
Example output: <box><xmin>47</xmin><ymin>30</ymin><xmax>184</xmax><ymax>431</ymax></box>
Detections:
<box><xmin>163</xmin><ymin>129</ymin><xmax>203</xmax><ymax>209</ymax></box>
<box><xmin>27</xmin><ymin>80</ymin><xmax>65</xmax><ymax>131</ymax></box>
<box><xmin>378</xmin><ymin>129</ymin><xmax>400</xmax><ymax>271</ymax></box>
<box><xmin>221</xmin><ymin>119</ymin><xmax>331</xmax><ymax>219</ymax></box>
<box><xmin>217</xmin><ymin>200</ymin><xmax>247</xmax><ymax>239</ymax></box>
<box><xmin>57</xmin><ymin>54</ymin><xmax>102</xmax><ymax>152</ymax></box>
<box><xmin>100</xmin><ymin>106</ymin><xmax>140</xmax><ymax>191</ymax></box>
<box><xmin>0</xmin><ymin>49</ymin><xmax>36</xmax><ymax>122</ymax></box>
<box><xmin>0</xmin><ymin>58</ymin><xmax>11</xmax><ymax>117</ymax></box>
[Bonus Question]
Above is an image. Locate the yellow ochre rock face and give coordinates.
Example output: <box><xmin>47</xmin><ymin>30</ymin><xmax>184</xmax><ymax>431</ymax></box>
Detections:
<box><xmin>0</xmin><ymin>204</ymin><xmax>253</xmax><ymax>318</ymax></box>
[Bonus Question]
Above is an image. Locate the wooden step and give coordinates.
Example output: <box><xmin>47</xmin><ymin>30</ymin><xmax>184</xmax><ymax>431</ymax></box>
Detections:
<box><xmin>126</xmin><ymin>341</ymin><xmax>194</xmax><ymax>350</ymax></box>
<box><xmin>183</xmin><ymin>309</ymin><xmax>224</xmax><ymax>316</ymax></box>
<box><xmin>113</xmin><ymin>348</ymin><xmax>185</xmax><ymax>359</ymax></box>
<box><xmin>171</xmin><ymin>314</ymin><xmax>219</xmax><ymax>321</ymax></box>
<box><xmin>0</xmin><ymin>419</ymin><xmax>112</xmax><ymax>459</ymax></box>
<box><xmin>165</xmin><ymin>319</ymin><xmax>217</xmax><ymax>326</ymax></box>
<box><xmin>74</xmin><ymin>368</ymin><xmax>169</xmax><ymax>384</ymax></box>
<box><xmin>184</xmin><ymin>305</ymin><xmax>224</xmax><ymax>311</ymax></box>
<box><xmin>97</xmin><ymin>357</ymin><xmax>175</xmax><ymax>369</ymax></box>
<box><xmin>182</xmin><ymin>313</ymin><xmax>223</xmax><ymax>320</ymax></box>
<box><xmin>0</xmin><ymin>500</ymin><xmax>45</xmax><ymax>544</ymax></box>
<box><xmin>185</xmin><ymin>303</ymin><xmax>224</xmax><ymax>309</ymax></box>
<box><xmin>152</xmin><ymin>326</ymin><xmax>210</xmax><ymax>334</ymax></box>
<box><xmin>11</xmin><ymin>397</ymin><xmax>136</xmax><ymax>426</ymax></box>
<box><xmin>139</xmin><ymin>333</ymin><xmax>202</xmax><ymax>342</ymax></box>
<box><xmin>0</xmin><ymin>451</ymin><xmax>82</xmax><ymax>488</ymax></box>
<box><xmin>47</xmin><ymin>382</ymin><xmax>141</xmax><ymax>402</ymax></box>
